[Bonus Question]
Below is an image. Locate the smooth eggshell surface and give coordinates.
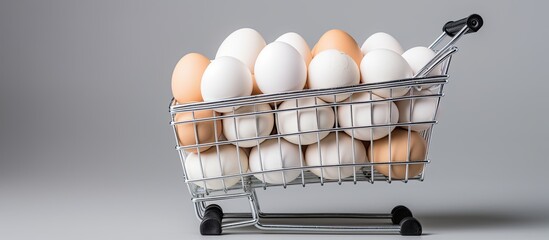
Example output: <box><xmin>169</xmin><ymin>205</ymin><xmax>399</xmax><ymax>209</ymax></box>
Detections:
<box><xmin>396</xmin><ymin>88</ymin><xmax>439</xmax><ymax>132</ymax></box>
<box><xmin>215</xmin><ymin>28</ymin><xmax>266</xmax><ymax>73</ymax></box>
<box><xmin>175</xmin><ymin>109</ymin><xmax>222</xmax><ymax>153</ymax></box>
<box><xmin>171</xmin><ymin>53</ymin><xmax>210</xmax><ymax>104</ymax></box>
<box><xmin>402</xmin><ymin>46</ymin><xmax>442</xmax><ymax>77</ymax></box>
<box><xmin>312</xmin><ymin>29</ymin><xmax>363</xmax><ymax>67</ymax></box>
<box><xmin>251</xmin><ymin>74</ymin><xmax>262</xmax><ymax>95</ymax></box>
<box><xmin>201</xmin><ymin>56</ymin><xmax>253</xmax><ymax>112</ymax></box>
<box><xmin>254</xmin><ymin>41</ymin><xmax>307</xmax><ymax>94</ymax></box>
<box><xmin>308</xmin><ymin>49</ymin><xmax>360</xmax><ymax>102</ymax></box>
<box><xmin>368</xmin><ymin>128</ymin><xmax>426</xmax><ymax>179</ymax></box>
<box><xmin>361</xmin><ymin>32</ymin><xmax>404</xmax><ymax>55</ymax></box>
<box><xmin>185</xmin><ymin>145</ymin><xmax>248</xmax><ymax>190</ymax></box>
<box><xmin>360</xmin><ymin>49</ymin><xmax>413</xmax><ymax>98</ymax></box>
<box><xmin>337</xmin><ymin>92</ymin><xmax>399</xmax><ymax>141</ymax></box>
<box><xmin>222</xmin><ymin>104</ymin><xmax>274</xmax><ymax>148</ymax></box>
<box><xmin>275</xmin><ymin>32</ymin><xmax>312</xmax><ymax>66</ymax></box>
<box><xmin>305</xmin><ymin>132</ymin><xmax>367</xmax><ymax>179</ymax></box>
<box><xmin>249</xmin><ymin>139</ymin><xmax>303</xmax><ymax>184</ymax></box>
<box><xmin>277</xmin><ymin>98</ymin><xmax>335</xmax><ymax>145</ymax></box>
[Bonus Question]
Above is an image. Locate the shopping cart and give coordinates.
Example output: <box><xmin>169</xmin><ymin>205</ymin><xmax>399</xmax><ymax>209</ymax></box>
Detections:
<box><xmin>169</xmin><ymin>14</ymin><xmax>483</xmax><ymax>236</ymax></box>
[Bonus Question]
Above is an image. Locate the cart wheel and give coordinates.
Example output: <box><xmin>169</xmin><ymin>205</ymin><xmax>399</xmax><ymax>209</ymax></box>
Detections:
<box><xmin>390</xmin><ymin>205</ymin><xmax>413</xmax><ymax>225</ymax></box>
<box><xmin>200</xmin><ymin>204</ymin><xmax>223</xmax><ymax>235</ymax></box>
<box><xmin>204</xmin><ymin>204</ymin><xmax>223</xmax><ymax>216</ymax></box>
<box><xmin>400</xmin><ymin>217</ymin><xmax>422</xmax><ymax>236</ymax></box>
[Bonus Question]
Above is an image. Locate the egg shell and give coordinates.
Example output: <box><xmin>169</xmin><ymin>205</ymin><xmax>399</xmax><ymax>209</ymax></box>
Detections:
<box><xmin>337</xmin><ymin>92</ymin><xmax>399</xmax><ymax>141</ymax></box>
<box><xmin>308</xmin><ymin>49</ymin><xmax>360</xmax><ymax>102</ymax></box>
<box><xmin>175</xmin><ymin>109</ymin><xmax>223</xmax><ymax>153</ymax></box>
<box><xmin>201</xmin><ymin>56</ymin><xmax>253</xmax><ymax>112</ymax></box>
<box><xmin>361</xmin><ymin>32</ymin><xmax>404</xmax><ymax>55</ymax></box>
<box><xmin>254</xmin><ymin>41</ymin><xmax>307</xmax><ymax>94</ymax></box>
<box><xmin>277</xmin><ymin>98</ymin><xmax>335</xmax><ymax>145</ymax></box>
<box><xmin>305</xmin><ymin>132</ymin><xmax>367</xmax><ymax>179</ymax></box>
<box><xmin>249</xmin><ymin>138</ymin><xmax>303</xmax><ymax>184</ymax></box>
<box><xmin>215</xmin><ymin>28</ymin><xmax>266</xmax><ymax>73</ymax></box>
<box><xmin>185</xmin><ymin>145</ymin><xmax>248</xmax><ymax>190</ymax></box>
<box><xmin>222</xmin><ymin>104</ymin><xmax>274</xmax><ymax>148</ymax></box>
<box><xmin>312</xmin><ymin>29</ymin><xmax>363</xmax><ymax>67</ymax></box>
<box><xmin>396</xmin><ymin>88</ymin><xmax>439</xmax><ymax>132</ymax></box>
<box><xmin>275</xmin><ymin>32</ymin><xmax>313</xmax><ymax>66</ymax></box>
<box><xmin>360</xmin><ymin>49</ymin><xmax>413</xmax><ymax>98</ymax></box>
<box><xmin>171</xmin><ymin>53</ymin><xmax>210</xmax><ymax>104</ymax></box>
<box><xmin>368</xmin><ymin>128</ymin><xmax>426</xmax><ymax>179</ymax></box>
<box><xmin>251</xmin><ymin>74</ymin><xmax>262</xmax><ymax>95</ymax></box>
<box><xmin>402</xmin><ymin>46</ymin><xmax>442</xmax><ymax>78</ymax></box>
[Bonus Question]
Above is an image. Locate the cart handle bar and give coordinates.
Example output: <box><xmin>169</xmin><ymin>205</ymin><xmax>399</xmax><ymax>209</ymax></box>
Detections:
<box><xmin>444</xmin><ymin>14</ymin><xmax>483</xmax><ymax>36</ymax></box>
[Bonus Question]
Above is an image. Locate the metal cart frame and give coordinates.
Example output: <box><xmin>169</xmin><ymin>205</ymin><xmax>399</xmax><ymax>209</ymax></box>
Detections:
<box><xmin>169</xmin><ymin>14</ymin><xmax>483</xmax><ymax>236</ymax></box>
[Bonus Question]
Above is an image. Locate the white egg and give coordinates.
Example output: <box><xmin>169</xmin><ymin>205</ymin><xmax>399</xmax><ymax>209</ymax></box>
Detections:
<box><xmin>402</xmin><ymin>46</ymin><xmax>442</xmax><ymax>78</ymax></box>
<box><xmin>337</xmin><ymin>92</ymin><xmax>399</xmax><ymax>141</ymax></box>
<box><xmin>361</xmin><ymin>32</ymin><xmax>404</xmax><ymax>55</ymax></box>
<box><xmin>254</xmin><ymin>41</ymin><xmax>307</xmax><ymax>94</ymax></box>
<box><xmin>275</xmin><ymin>32</ymin><xmax>312</xmax><ymax>65</ymax></box>
<box><xmin>222</xmin><ymin>104</ymin><xmax>274</xmax><ymax>148</ymax></box>
<box><xmin>216</xmin><ymin>28</ymin><xmax>266</xmax><ymax>73</ymax></box>
<box><xmin>308</xmin><ymin>50</ymin><xmax>360</xmax><ymax>102</ymax></box>
<box><xmin>201</xmin><ymin>56</ymin><xmax>253</xmax><ymax>112</ymax></box>
<box><xmin>185</xmin><ymin>145</ymin><xmax>248</xmax><ymax>190</ymax></box>
<box><xmin>305</xmin><ymin>132</ymin><xmax>367</xmax><ymax>179</ymax></box>
<box><xmin>396</xmin><ymin>88</ymin><xmax>439</xmax><ymax>132</ymax></box>
<box><xmin>249</xmin><ymin>138</ymin><xmax>303</xmax><ymax>184</ymax></box>
<box><xmin>277</xmin><ymin>97</ymin><xmax>335</xmax><ymax>145</ymax></box>
<box><xmin>360</xmin><ymin>49</ymin><xmax>413</xmax><ymax>98</ymax></box>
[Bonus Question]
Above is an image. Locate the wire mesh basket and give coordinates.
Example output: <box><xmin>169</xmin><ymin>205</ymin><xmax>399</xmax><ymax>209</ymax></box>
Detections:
<box><xmin>169</xmin><ymin>14</ymin><xmax>483</xmax><ymax>236</ymax></box>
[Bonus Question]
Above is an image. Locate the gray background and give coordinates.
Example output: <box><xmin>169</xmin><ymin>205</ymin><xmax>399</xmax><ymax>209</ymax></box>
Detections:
<box><xmin>1</xmin><ymin>0</ymin><xmax>548</xmax><ymax>239</ymax></box>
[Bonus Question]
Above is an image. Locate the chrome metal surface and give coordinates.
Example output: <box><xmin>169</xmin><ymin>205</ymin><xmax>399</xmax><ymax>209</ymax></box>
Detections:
<box><xmin>168</xmin><ymin>25</ymin><xmax>472</xmax><ymax>234</ymax></box>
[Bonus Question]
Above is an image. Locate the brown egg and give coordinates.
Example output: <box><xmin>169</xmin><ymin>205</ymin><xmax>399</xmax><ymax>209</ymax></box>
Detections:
<box><xmin>312</xmin><ymin>29</ymin><xmax>363</xmax><ymax>66</ymax></box>
<box><xmin>174</xmin><ymin>109</ymin><xmax>222</xmax><ymax>153</ymax></box>
<box><xmin>368</xmin><ymin>128</ymin><xmax>427</xmax><ymax>179</ymax></box>
<box><xmin>171</xmin><ymin>53</ymin><xmax>210</xmax><ymax>104</ymax></box>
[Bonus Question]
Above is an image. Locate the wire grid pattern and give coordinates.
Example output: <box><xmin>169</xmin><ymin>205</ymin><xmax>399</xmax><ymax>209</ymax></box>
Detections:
<box><xmin>169</xmin><ymin>26</ymin><xmax>466</xmax><ymax>198</ymax></box>
<box><xmin>170</xmin><ymin>75</ymin><xmax>448</xmax><ymax>197</ymax></box>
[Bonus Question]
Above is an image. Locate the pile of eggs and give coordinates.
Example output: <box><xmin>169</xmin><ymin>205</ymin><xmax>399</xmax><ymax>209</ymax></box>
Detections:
<box><xmin>172</xmin><ymin>28</ymin><xmax>442</xmax><ymax>190</ymax></box>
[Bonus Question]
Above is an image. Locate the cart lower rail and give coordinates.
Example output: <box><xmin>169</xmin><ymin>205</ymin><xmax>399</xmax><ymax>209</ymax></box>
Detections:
<box><xmin>197</xmin><ymin>191</ymin><xmax>422</xmax><ymax>236</ymax></box>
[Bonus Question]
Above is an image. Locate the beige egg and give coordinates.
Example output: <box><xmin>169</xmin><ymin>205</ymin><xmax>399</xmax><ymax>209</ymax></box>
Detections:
<box><xmin>312</xmin><ymin>29</ymin><xmax>363</xmax><ymax>67</ymax></box>
<box><xmin>171</xmin><ymin>53</ymin><xmax>210</xmax><ymax>104</ymax></box>
<box><xmin>174</xmin><ymin>109</ymin><xmax>222</xmax><ymax>153</ymax></box>
<box><xmin>368</xmin><ymin>128</ymin><xmax>427</xmax><ymax>179</ymax></box>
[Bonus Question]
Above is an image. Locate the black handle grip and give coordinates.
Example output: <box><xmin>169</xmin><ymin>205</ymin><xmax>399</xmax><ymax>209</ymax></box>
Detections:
<box><xmin>443</xmin><ymin>14</ymin><xmax>483</xmax><ymax>36</ymax></box>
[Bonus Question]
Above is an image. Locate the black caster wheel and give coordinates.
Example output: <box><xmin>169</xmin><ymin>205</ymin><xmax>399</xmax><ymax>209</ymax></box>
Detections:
<box><xmin>400</xmin><ymin>217</ymin><xmax>422</xmax><ymax>236</ymax></box>
<box><xmin>204</xmin><ymin>204</ymin><xmax>223</xmax><ymax>216</ymax></box>
<box><xmin>391</xmin><ymin>205</ymin><xmax>413</xmax><ymax>225</ymax></box>
<box><xmin>200</xmin><ymin>204</ymin><xmax>223</xmax><ymax>235</ymax></box>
